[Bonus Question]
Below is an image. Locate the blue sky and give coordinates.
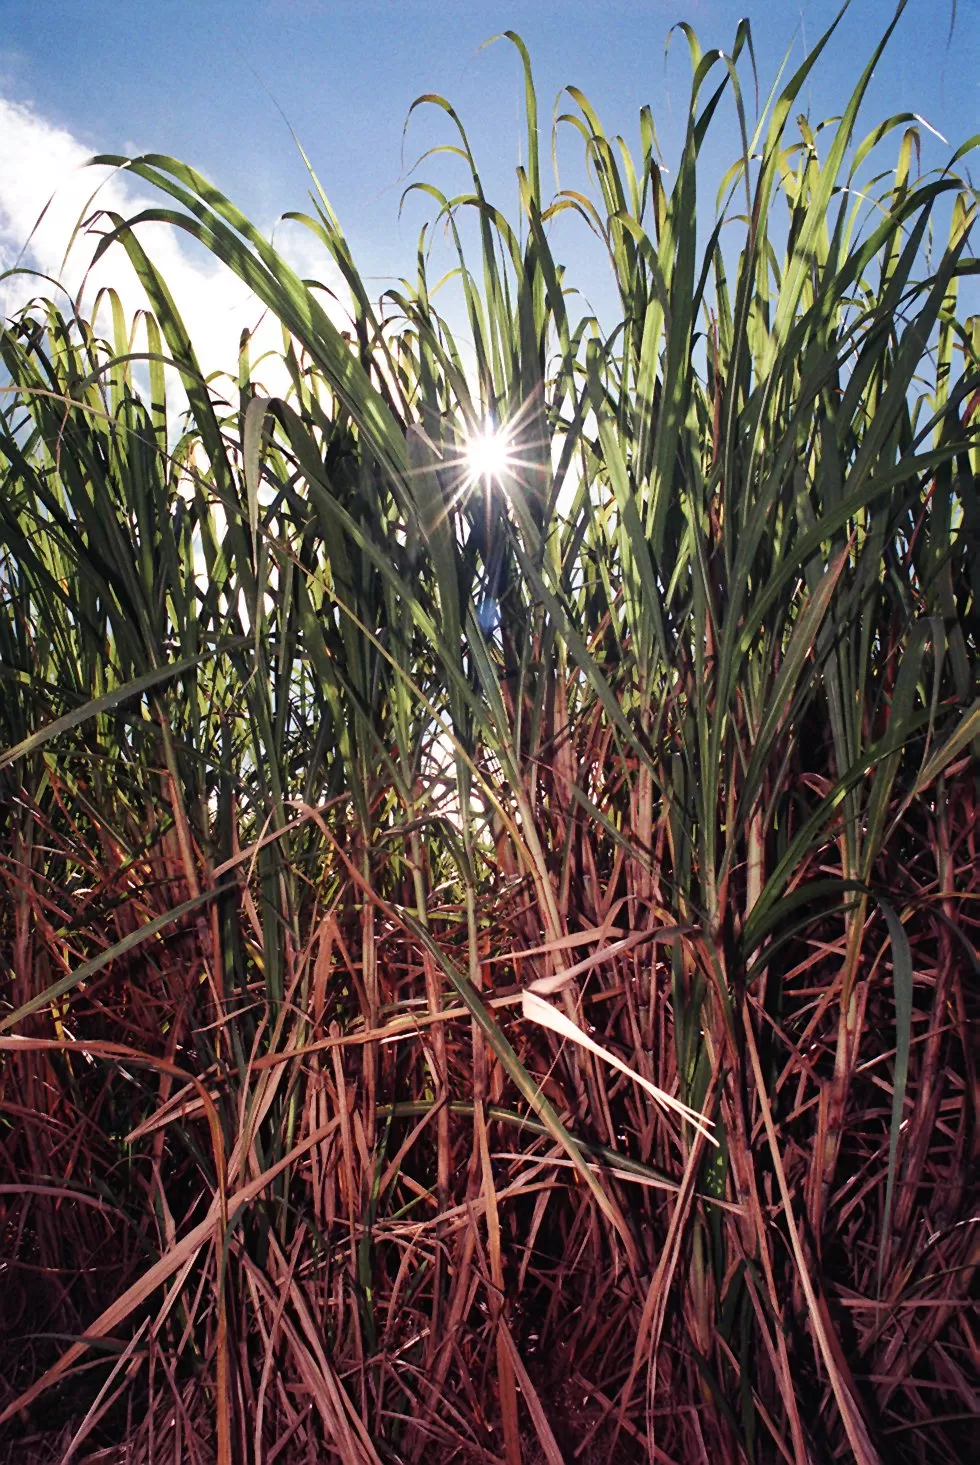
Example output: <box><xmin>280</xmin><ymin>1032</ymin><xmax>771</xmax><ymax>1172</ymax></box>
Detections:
<box><xmin>1</xmin><ymin>0</ymin><xmax>976</xmax><ymax>360</ymax></box>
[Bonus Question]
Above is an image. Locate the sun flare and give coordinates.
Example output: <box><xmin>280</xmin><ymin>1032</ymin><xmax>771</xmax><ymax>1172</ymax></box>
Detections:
<box><xmin>464</xmin><ymin>424</ymin><xmax>511</xmax><ymax>486</ymax></box>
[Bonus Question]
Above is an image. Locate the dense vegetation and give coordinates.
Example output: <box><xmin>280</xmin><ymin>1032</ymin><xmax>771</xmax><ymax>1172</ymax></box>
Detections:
<box><xmin>1</xmin><ymin>5</ymin><xmax>976</xmax><ymax>1461</ymax></box>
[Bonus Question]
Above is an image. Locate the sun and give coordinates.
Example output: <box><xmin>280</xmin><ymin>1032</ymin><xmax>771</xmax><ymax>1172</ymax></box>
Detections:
<box><xmin>464</xmin><ymin>423</ymin><xmax>512</xmax><ymax>487</ymax></box>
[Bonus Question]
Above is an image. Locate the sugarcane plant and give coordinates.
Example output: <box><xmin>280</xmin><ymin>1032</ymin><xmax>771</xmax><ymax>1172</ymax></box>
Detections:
<box><xmin>0</xmin><ymin>2</ymin><xmax>977</xmax><ymax>1461</ymax></box>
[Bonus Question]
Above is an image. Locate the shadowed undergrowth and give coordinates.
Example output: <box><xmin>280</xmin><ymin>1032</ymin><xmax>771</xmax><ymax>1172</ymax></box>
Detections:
<box><xmin>1</xmin><ymin>4</ymin><xmax>977</xmax><ymax>1461</ymax></box>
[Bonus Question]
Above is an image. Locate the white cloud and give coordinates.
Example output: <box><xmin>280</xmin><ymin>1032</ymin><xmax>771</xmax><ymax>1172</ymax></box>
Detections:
<box><xmin>0</xmin><ymin>93</ymin><xmax>352</xmax><ymax>401</ymax></box>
